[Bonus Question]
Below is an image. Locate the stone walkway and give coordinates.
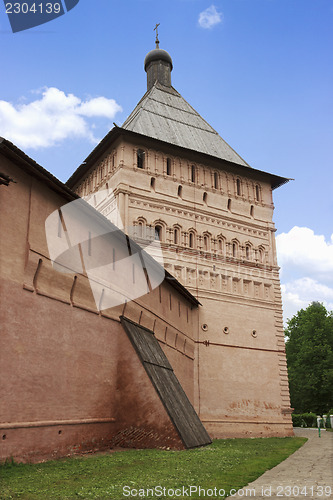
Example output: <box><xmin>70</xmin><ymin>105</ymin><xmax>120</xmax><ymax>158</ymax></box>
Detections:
<box><xmin>225</xmin><ymin>429</ymin><xmax>333</xmax><ymax>499</ymax></box>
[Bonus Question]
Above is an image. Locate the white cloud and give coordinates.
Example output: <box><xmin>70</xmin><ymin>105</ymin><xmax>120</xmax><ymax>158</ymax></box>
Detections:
<box><xmin>276</xmin><ymin>226</ymin><xmax>333</xmax><ymax>323</ymax></box>
<box><xmin>276</xmin><ymin>226</ymin><xmax>333</xmax><ymax>284</ymax></box>
<box><xmin>0</xmin><ymin>87</ymin><xmax>122</xmax><ymax>149</ymax></box>
<box><xmin>198</xmin><ymin>5</ymin><xmax>223</xmax><ymax>29</ymax></box>
<box><xmin>281</xmin><ymin>278</ymin><xmax>333</xmax><ymax>324</ymax></box>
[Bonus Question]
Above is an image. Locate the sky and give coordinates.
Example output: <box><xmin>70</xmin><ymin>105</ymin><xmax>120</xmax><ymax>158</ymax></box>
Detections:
<box><xmin>1</xmin><ymin>0</ymin><xmax>332</xmax><ymax>324</ymax></box>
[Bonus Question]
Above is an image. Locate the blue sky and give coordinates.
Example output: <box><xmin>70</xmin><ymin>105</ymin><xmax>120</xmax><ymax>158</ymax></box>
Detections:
<box><xmin>1</xmin><ymin>0</ymin><xmax>332</xmax><ymax>322</ymax></box>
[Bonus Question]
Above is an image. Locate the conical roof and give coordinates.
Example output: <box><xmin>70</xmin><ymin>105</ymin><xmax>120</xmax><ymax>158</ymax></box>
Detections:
<box><xmin>122</xmin><ymin>82</ymin><xmax>250</xmax><ymax>167</ymax></box>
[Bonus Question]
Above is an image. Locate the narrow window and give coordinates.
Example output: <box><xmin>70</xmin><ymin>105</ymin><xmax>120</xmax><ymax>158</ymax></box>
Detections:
<box><xmin>246</xmin><ymin>245</ymin><xmax>250</xmax><ymax>260</ymax></box>
<box><xmin>191</xmin><ymin>165</ymin><xmax>196</xmax><ymax>183</ymax></box>
<box><xmin>204</xmin><ymin>235</ymin><xmax>208</xmax><ymax>251</ymax></box>
<box><xmin>112</xmin><ymin>154</ymin><xmax>115</xmax><ymax>168</ymax></box>
<box><xmin>155</xmin><ymin>225</ymin><xmax>162</xmax><ymax>241</ymax></box>
<box><xmin>259</xmin><ymin>248</ymin><xmax>264</xmax><ymax>263</ymax></box>
<box><xmin>178</xmin><ymin>185</ymin><xmax>183</xmax><ymax>198</ymax></box>
<box><xmin>218</xmin><ymin>239</ymin><xmax>223</xmax><ymax>252</ymax></box>
<box><xmin>166</xmin><ymin>158</ymin><xmax>172</xmax><ymax>176</ymax></box>
<box><xmin>169</xmin><ymin>293</ymin><xmax>172</xmax><ymax>310</ymax></box>
<box><xmin>232</xmin><ymin>242</ymin><xmax>237</xmax><ymax>258</ymax></box>
<box><xmin>236</xmin><ymin>178</ymin><xmax>241</xmax><ymax>196</ymax></box>
<box><xmin>174</xmin><ymin>228</ymin><xmax>179</xmax><ymax>245</ymax></box>
<box><xmin>137</xmin><ymin>149</ymin><xmax>145</xmax><ymax>169</ymax></box>
<box><xmin>137</xmin><ymin>222</ymin><xmax>143</xmax><ymax>238</ymax></box>
<box><xmin>178</xmin><ymin>301</ymin><xmax>181</xmax><ymax>317</ymax></box>
<box><xmin>227</xmin><ymin>198</ymin><xmax>231</xmax><ymax>211</ymax></box>
<box><xmin>255</xmin><ymin>184</ymin><xmax>260</xmax><ymax>201</ymax></box>
<box><xmin>203</xmin><ymin>192</ymin><xmax>207</xmax><ymax>204</ymax></box>
<box><xmin>250</xmin><ymin>205</ymin><xmax>254</xmax><ymax>217</ymax></box>
<box><xmin>151</xmin><ymin>177</ymin><xmax>156</xmax><ymax>190</ymax></box>
<box><xmin>214</xmin><ymin>172</ymin><xmax>219</xmax><ymax>189</ymax></box>
<box><xmin>189</xmin><ymin>232</ymin><xmax>194</xmax><ymax>248</ymax></box>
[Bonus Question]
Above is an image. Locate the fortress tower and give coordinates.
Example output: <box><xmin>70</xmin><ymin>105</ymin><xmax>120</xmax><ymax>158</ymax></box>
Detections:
<box><xmin>67</xmin><ymin>42</ymin><xmax>293</xmax><ymax>438</ymax></box>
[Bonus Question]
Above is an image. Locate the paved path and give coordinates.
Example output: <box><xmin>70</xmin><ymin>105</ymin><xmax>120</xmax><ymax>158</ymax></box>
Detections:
<box><xmin>226</xmin><ymin>429</ymin><xmax>333</xmax><ymax>499</ymax></box>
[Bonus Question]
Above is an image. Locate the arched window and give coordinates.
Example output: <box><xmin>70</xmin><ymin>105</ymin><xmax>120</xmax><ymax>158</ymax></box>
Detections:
<box><xmin>258</xmin><ymin>247</ymin><xmax>264</xmax><ymax>263</ymax></box>
<box><xmin>189</xmin><ymin>232</ymin><xmax>195</xmax><ymax>249</ymax></box>
<box><xmin>214</xmin><ymin>172</ymin><xmax>219</xmax><ymax>189</ymax></box>
<box><xmin>174</xmin><ymin>228</ymin><xmax>179</xmax><ymax>245</ymax></box>
<box><xmin>191</xmin><ymin>165</ymin><xmax>196</xmax><ymax>183</ymax></box>
<box><xmin>203</xmin><ymin>192</ymin><xmax>207</xmax><ymax>204</ymax></box>
<box><xmin>166</xmin><ymin>158</ymin><xmax>172</xmax><ymax>176</ymax></box>
<box><xmin>236</xmin><ymin>178</ymin><xmax>241</xmax><ymax>196</ymax></box>
<box><xmin>151</xmin><ymin>177</ymin><xmax>156</xmax><ymax>190</ymax></box>
<box><xmin>227</xmin><ymin>198</ymin><xmax>232</xmax><ymax>211</ymax></box>
<box><xmin>246</xmin><ymin>244</ymin><xmax>251</xmax><ymax>260</ymax></box>
<box><xmin>178</xmin><ymin>185</ymin><xmax>183</xmax><ymax>198</ymax></box>
<box><xmin>204</xmin><ymin>236</ymin><xmax>208</xmax><ymax>251</ymax></box>
<box><xmin>255</xmin><ymin>184</ymin><xmax>260</xmax><ymax>201</ymax></box>
<box><xmin>203</xmin><ymin>234</ymin><xmax>210</xmax><ymax>252</ymax></box>
<box><xmin>250</xmin><ymin>205</ymin><xmax>254</xmax><ymax>217</ymax></box>
<box><xmin>232</xmin><ymin>241</ymin><xmax>238</xmax><ymax>258</ymax></box>
<box><xmin>137</xmin><ymin>222</ymin><xmax>143</xmax><ymax>238</ymax></box>
<box><xmin>218</xmin><ymin>238</ymin><xmax>224</xmax><ymax>253</ymax></box>
<box><xmin>137</xmin><ymin>149</ymin><xmax>145</xmax><ymax>169</ymax></box>
<box><xmin>155</xmin><ymin>225</ymin><xmax>162</xmax><ymax>241</ymax></box>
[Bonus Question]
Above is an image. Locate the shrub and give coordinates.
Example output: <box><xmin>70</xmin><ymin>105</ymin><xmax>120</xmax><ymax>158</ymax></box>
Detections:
<box><xmin>292</xmin><ymin>414</ymin><xmax>304</xmax><ymax>427</ymax></box>
<box><xmin>301</xmin><ymin>412</ymin><xmax>317</xmax><ymax>427</ymax></box>
<box><xmin>292</xmin><ymin>412</ymin><xmax>319</xmax><ymax>428</ymax></box>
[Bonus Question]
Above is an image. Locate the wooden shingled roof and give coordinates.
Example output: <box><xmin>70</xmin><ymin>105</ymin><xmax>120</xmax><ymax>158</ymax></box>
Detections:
<box><xmin>120</xmin><ymin>316</ymin><xmax>212</xmax><ymax>449</ymax></box>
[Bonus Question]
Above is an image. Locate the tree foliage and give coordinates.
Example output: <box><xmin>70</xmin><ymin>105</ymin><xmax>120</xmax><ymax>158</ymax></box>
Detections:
<box><xmin>285</xmin><ymin>302</ymin><xmax>333</xmax><ymax>414</ymax></box>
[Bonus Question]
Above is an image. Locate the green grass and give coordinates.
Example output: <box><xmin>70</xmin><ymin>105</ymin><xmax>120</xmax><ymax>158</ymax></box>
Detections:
<box><xmin>0</xmin><ymin>437</ymin><xmax>306</xmax><ymax>500</ymax></box>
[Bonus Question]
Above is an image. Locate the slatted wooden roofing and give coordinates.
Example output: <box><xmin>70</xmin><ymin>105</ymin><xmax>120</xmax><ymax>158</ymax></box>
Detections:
<box><xmin>121</xmin><ymin>316</ymin><xmax>212</xmax><ymax>449</ymax></box>
<box><xmin>122</xmin><ymin>82</ymin><xmax>250</xmax><ymax>167</ymax></box>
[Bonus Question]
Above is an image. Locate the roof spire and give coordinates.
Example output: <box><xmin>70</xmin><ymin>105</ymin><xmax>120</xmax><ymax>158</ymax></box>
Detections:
<box><xmin>154</xmin><ymin>23</ymin><xmax>160</xmax><ymax>48</ymax></box>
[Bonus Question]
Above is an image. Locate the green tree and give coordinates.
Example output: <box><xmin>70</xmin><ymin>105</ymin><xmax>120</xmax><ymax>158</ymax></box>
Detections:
<box><xmin>285</xmin><ymin>302</ymin><xmax>333</xmax><ymax>414</ymax></box>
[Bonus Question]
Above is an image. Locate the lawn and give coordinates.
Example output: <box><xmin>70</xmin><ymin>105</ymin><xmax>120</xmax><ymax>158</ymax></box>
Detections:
<box><xmin>0</xmin><ymin>437</ymin><xmax>306</xmax><ymax>500</ymax></box>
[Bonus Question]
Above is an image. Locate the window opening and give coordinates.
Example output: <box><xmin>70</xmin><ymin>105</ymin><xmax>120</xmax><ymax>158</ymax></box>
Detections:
<box><xmin>137</xmin><ymin>149</ymin><xmax>145</xmax><ymax>169</ymax></box>
<box><xmin>166</xmin><ymin>158</ymin><xmax>172</xmax><ymax>176</ymax></box>
<box><xmin>174</xmin><ymin>228</ymin><xmax>179</xmax><ymax>245</ymax></box>
<box><xmin>178</xmin><ymin>185</ymin><xmax>183</xmax><ymax>198</ymax></box>
<box><xmin>191</xmin><ymin>165</ymin><xmax>196</xmax><ymax>183</ymax></box>
<box><xmin>155</xmin><ymin>225</ymin><xmax>162</xmax><ymax>241</ymax></box>
<box><xmin>137</xmin><ymin>222</ymin><xmax>143</xmax><ymax>238</ymax></box>
<box><xmin>236</xmin><ymin>178</ymin><xmax>241</xmax><ymax>196</ymax></box>
<box><xmin>204</xmin><ymin>235</ymin><xmax>208</xmax><ymax>251</ymax></box>
<box><xmin>214</xmin><ymin>172</ymin><xmax>219</xmax><ymax>189</ymax></box>
<box><xmin>255</xmin><ymin>184</ymin><xmax>260</xmax><ymax>201</ymax></box>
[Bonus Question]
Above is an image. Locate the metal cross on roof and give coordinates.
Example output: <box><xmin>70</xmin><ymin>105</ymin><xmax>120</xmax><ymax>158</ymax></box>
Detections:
<box><xmin>154</xmin><ymin>23</ymin><xmax>160</xmax><ymax>48</ymax></box>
